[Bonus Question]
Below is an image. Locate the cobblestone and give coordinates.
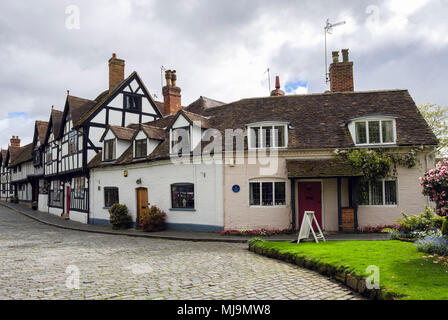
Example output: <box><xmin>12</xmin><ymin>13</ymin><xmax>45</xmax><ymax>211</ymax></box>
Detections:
<box><xmin>0</xmin><ymin>206</ymin><xmax>362</xmax><ymax>300</ymax></box>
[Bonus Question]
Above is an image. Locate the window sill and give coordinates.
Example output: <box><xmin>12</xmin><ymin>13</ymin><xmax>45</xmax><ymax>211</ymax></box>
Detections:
<box><xmin>169</xmin><ymin>208</ymin><xmax>196</xmax><ymax>212</ymax></box>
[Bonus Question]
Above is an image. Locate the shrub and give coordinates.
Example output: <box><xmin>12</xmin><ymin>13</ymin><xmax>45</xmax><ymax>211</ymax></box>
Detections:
<box><xmin>31</xmin><ymin>201</ymin><xmax>38</xmax><ymax>210</ymax></box>
<box><xmin>442</xmin><ymin>218</ymin><xmax>448</xmax><ymax>236</ymax></box>
<box><xmin>420</xmin><ymin>160</ymin><xmax>448</xmax><ymax>216</ymax></box>
<box><xmin>139</xmin><ymin>206</ymin><xmax>166</xmax><ymax>232</ymax></box>
<box><xmin>397</xmin><ymin>206</ymin><xmax>441</xmax><ymax>235</ymax></box>
<box><xmin>109</xmin><ymin>204</ymin><xmax>132</xmax><ymax>230</ymax></box>
<box><xmin>388</xmin><ymin>229</ymin><xmax>400</xmax><ymax>240</ymax></box>
<box><xmin>416</xmin><ymin>235</ymin><xmax>448</xmax><ymax>256</ymax></box>
<box><xmin>248</xmin><ymin>238</ymin><xmax>265</xmax><ymax>247</ymax></box>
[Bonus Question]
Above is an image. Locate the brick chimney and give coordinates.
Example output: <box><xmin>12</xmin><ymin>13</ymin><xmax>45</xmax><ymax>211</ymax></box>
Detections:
<box><xmin>108</xmin><ymin>53</ymin><xmax>125</xmax><ymax>93</ymax></box>
<box><xmin>329</xmin><ymin>49</ymin><xmax>354</xmax><ymax>92</ymax></box>
<box><xmin>270</xmin><ymin>76</ymin><xmax>285</xmax><ymax>96</ymax></box>
<box><xmin>10</xmin><ymin>136</ymin><xmax>20</xmax><ymax>148</ymax></box>
<box><xmin>163</xmin><ymin>70</ymin><xmax>182</xmax><ymax>115</ymax></box>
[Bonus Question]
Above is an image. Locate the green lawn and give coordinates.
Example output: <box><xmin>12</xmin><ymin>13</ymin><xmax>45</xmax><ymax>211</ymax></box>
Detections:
<box><xmin>251</xmin><ymin>240</ymin><xmax>448</xmax><ymax>300</ymax></box>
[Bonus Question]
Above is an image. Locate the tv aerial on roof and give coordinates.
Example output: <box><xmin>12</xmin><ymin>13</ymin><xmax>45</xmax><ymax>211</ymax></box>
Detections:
<box><xmin>324</xmin><ymin>18</ymin><xmax>346</xmax><ymax>84</ymax></box>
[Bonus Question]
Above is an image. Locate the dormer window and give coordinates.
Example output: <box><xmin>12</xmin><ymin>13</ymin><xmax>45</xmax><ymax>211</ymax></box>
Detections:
<box><xmin>350</xmin><ymin>117</ymin><xmax>396</xmax><ymax>146</ymax></box>
<box><xmin>134</xmin><ymin>139</ymin><xmax>147</xmax><ymax>158</ymax></box>
<box><xmin>104</xmin><ymin>139</ymin><xmax>116</xmax><ymax>161</ymax></box>
<box><xmin>248</xmin><ymin>122</ymin><xmax>288</xmax><ymax>149</ymax></box>
<box><xmin>124</xmin><ymin>93</ymin><xmax>142</xmax><ymax>111</ymax></box>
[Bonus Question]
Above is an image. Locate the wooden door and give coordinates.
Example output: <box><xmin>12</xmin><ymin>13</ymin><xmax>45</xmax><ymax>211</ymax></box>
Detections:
<box><xmin>136</xmin><ymin>188</ymin><xmax>148</xmax><ymax>227</ymax></box>
<box><xmin>298</xmin><ymin>181</ymin><xmax>322</xmax><ymax>230</ymax></box>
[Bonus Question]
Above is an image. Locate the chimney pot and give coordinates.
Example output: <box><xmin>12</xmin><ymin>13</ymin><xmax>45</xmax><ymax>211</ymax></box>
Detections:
<box><xmin>329</xmin><ymin>48</ymin><xmax>354</xmax><ymax>93</ymax></box>
<box><xmin>165</xmin><ymin>70</ymin><xmax>172</xmax><ymax>87</ymax></box>
<box><xmin>171</xmin><ymin>70</ymin><xmax>177</xmax><ymax>87</ymax></box>
<box><xmin>270</xmin><ymin>76</ymin><xmax>285</xmax><ymax>96</ymax></box>
<box><xmin>163</xmin><ymin>69</ymin><xmax>181</xmax><ymax>115</ymax></box>
<box><xmin>10</xmin><ymin>136</ymin><xmax>20</xmax><ymax>148</ymax></box>
<box><xmin>342</xmin><ymin>49</ymin><xmax>349</xmax><ymax>62</ymax></box>
<box><xmin>108</xmin><ymin>53</ymin><xmax>125</xmax><ymax>93</ymax></box>
<box><xmin>332</xmin><ymin>51</ymin><xmax>339</xmax><ymax>63</ymax></box>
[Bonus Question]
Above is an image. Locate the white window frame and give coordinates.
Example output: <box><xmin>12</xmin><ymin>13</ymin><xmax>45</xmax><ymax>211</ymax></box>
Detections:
<box><xmin>359</xmin><ymin>178</ymin><xmax>399</xmax><ymax>207</ymax></box>
<box><xmin>247</xmin><ymin>121</ymin><xmax>288</xmax><ymax>150</ymax></box>
<box><xmin>248</xmin><ymin>180</ymin><xmax>287</xmax><ymax>207</ymax></box>
<box><xmin>351</xmin><ymin>117</ymin><xmax>397</xmax><ymax>146</ymax></box>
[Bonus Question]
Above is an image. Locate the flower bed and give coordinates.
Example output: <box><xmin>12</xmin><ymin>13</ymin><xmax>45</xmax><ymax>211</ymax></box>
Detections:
<box><xmin>358</xmin><ymin>224</ymin><xmax>400</xmax><ymax>233</ymax></box>
<box><xmin>220</xmin><ymin>228</ymin><xmax>293</xmax><ymax>237</ymax></box>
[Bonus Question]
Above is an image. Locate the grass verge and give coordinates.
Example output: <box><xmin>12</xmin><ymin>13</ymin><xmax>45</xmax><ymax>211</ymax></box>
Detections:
<box><xmin>249</xmin><ymin>239</ymin><xmax>448</xmax><ymax>300</ymax></box>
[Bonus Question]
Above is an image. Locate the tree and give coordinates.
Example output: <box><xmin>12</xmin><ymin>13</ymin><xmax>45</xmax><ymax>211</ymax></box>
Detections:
<box><xmin>418</xmin><ymin>104</ymin><xmax>448</xmax><ymax>157</ymax></box>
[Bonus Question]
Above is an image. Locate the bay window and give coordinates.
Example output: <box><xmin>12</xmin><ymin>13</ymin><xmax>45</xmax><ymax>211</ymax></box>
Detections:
<box><xmin>249</xmin><ymin>181</ymin><xmax>286</xmax><ymax>206</ymax></box>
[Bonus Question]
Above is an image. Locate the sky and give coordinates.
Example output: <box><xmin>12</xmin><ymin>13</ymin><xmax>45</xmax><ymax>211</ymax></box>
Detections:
<box><xmin>0</xmin><ymin>0</ymin><xmax>447</xmax><ymax>149</ymax></box>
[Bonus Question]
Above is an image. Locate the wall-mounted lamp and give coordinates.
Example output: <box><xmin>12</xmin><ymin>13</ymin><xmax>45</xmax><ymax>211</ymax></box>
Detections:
<box><xmin>136</xmin><ymin>178</ymin><xmax>142</xmax><ymax>185</ymax></box>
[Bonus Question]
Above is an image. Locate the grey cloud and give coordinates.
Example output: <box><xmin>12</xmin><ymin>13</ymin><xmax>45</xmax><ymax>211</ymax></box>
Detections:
<box><xmin>0</xmin><ymin>0</ymin><xmax>446</xmax><ymax>149</ymax></box>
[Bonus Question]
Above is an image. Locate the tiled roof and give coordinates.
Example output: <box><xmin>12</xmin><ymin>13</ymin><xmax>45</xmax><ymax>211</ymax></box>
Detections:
<box><xmin>101</xmin><ymin>126</ymin><xmax>137</xmax><ymax>142</ymax></box>
<box><xmin>90</xmin><ymin>89</ymin><xmax>438</xmax><ymax>169</ymax></box>
<box><xmin>1</xmin><ymin>149</ymin><xmax>7</xmax><ymax>166</ymax></box>
<box><xmin>51</xmin><ymin>109</ymin><xmax>64</xmax><ymax>138</ymax></box>
<box><xmin>200</xmin><ymin>89</ymin><xmax>438</xmax><ymax>149</ymax></box>
<box><xmin>36</xmin><ymin>120</ymin><xmax>49</xmax><ymax>144</ymax></box>
<box><xmin>139</xmin><ymin>124</ymin><xmax>166</xmax><ymax>141</ymax></box>
<box><xmin>286</xmin><ymin>159</ymin><xmax>363</xmax><ymax>178</ymax></box>
<box><xmin>184</xmin><ymin>96</ymin><xmax>226</xmax><ymax>114</ymax></box>
<box><xmin>9</xmin><ymin>143</ymin><xmax>33</xmax><ymax>167</ymax></box>
<box><xmin>67</xmin><ymin>95</ymin><xmax>96</xmax><ymax>126</ymax></box>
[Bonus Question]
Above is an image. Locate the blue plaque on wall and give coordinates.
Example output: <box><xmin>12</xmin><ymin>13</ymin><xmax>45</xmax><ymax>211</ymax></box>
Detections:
<box><xmin>232</xmin><ymin>185</ymin><xmax>240</xmax><ymax>193</ymax></box>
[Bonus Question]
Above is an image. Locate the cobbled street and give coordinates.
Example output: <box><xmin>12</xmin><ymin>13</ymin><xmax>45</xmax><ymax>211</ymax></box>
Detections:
<box><xmin>0</xmin><ymin>205</ymin><xmax>360</xmax><ymax>300</ymax></box>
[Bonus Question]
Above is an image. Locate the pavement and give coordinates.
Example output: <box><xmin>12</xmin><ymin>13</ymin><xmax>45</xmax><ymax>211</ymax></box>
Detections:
<box><xmin>0</xmin><ymin>203</ymin><xmax>362</xmax><ymax>300</ymax></box>
<box><xmin>0</xmin><ymin>201</ymin><xmax>389</xmax><ymax>243</ymax></box>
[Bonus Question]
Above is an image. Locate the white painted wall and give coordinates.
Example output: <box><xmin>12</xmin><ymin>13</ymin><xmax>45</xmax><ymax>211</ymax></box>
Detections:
<box><xmin>90</xmin><ymin>160</ymin><xmax>224</xmax><ymax>230</ymax></box>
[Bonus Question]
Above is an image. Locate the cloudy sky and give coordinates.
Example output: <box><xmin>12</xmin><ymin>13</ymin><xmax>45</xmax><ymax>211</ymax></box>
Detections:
<box><xmin>0</xmin><ymin>0</ymin><xmax>447</xmax><ymax>148</ymax></box>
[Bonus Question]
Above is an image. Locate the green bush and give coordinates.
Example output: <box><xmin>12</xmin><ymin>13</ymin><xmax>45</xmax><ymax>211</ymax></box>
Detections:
<box><xmin>397</xmin><ymin>206</ymin><xmax>441</xmax><ymax>234</ymax></box>
<box><xmin>109</xmin><ymin>204</ymin><xmax>132</xmax><ymax>230</ymax></box>
<box><xmin>248</xmin><ymin>238</ymin><xmax>265</xmax><ymax>247</ymax></box>
<box><xmin>442</xmin><ymin>218</ymin><xmax>448</xmax><ymax>236</ymax></box>
<box><xmin>139</xmin><ymin>206</ymin><xmax>166</xmax><ymax>232</ymax></box>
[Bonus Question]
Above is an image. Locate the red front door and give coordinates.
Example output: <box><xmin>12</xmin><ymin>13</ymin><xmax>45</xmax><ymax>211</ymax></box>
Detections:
<box><xmin>298</xmin><ymin>181</ymin><xmax>322</xmax><ymax>230</ymax></box>
<box><xmin>66</xmin><ymin>186</ymin><xmax>70</xmax><ymax>216</ymax></box>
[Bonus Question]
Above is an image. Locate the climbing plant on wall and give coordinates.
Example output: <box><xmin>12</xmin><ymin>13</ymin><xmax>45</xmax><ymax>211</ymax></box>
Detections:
<box><xmin>335</xmin><ymin>147</ymin><xmax>419</xmax><ymax>183</ymax></box>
